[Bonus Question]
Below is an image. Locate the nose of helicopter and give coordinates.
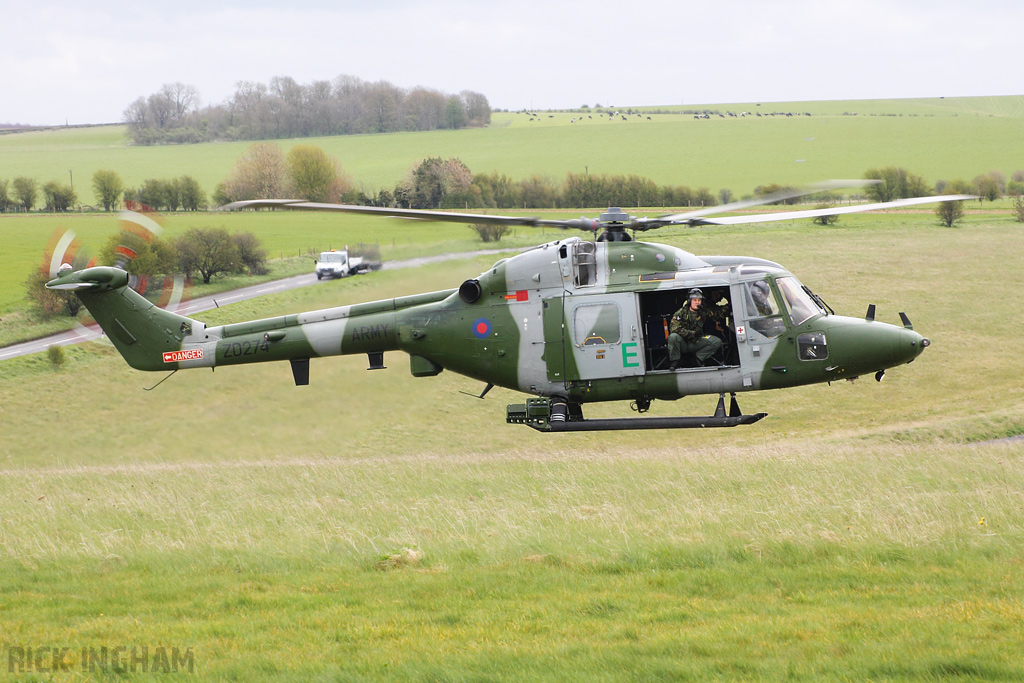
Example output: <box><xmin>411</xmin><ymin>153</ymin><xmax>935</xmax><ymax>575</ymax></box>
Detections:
<box><xmin>823</xmin><ymin>316</ymin><xmax>930</xmax><ymax>373</ymax></box>
<box><xmin>898</xmin><ymin>328</ymin><xmax>930</xmax><ymax>364</ymax></box>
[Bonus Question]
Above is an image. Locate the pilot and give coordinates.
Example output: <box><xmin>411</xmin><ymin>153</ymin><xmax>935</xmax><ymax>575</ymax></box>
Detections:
<box><xmin>751</xmin><ymin>280</ymin><xmax>774</xmax><ymax>316</ymax></box>
<box><xmin>667</xmin><ymin>288</ymin><xmax>724</xmax><ymax>370</ymax></box>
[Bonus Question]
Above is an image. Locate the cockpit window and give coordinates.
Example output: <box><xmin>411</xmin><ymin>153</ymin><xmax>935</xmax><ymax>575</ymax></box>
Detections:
<box><xmin>745</xmin><ymin>279</ymin><xmax>780</xmax><ymax>317</ymax></box>
<box><xmin>744</xmin><ymin>279</ymin><xmax>785</xmax><ymax>339</ymax></box>
<box><xmin>776</xmin><ymin>277</ymin><xmax>821</xmax><ymax>327</ymax></box>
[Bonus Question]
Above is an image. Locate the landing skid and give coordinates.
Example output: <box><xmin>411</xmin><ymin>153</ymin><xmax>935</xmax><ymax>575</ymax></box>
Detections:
<box><xmin>506</xmin><ymin>394</ymin><xmax>767</xmax><ymax>432</ymax></box>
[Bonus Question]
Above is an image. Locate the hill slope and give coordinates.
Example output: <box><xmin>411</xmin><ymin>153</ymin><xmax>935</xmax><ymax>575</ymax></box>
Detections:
<box><xmin>0</xmin><ymin>95</ymin><xmax>1020</xmax><ymax>202</ymax></box>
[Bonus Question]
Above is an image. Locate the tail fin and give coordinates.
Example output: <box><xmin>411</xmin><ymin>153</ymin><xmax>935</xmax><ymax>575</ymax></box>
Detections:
<box><xmin>47</xmin><ymin>266</ymin><xmax>206</xmax><ymax>371</ymax></box>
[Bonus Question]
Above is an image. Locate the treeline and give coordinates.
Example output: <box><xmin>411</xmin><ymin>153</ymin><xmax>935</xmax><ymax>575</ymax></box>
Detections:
<box><xmin>208</xmin><ymin>145</ymin><xmax>1024</xmax><ymax>213</ymax></box>
<box><xmin>123</xmin><ymin>77</ymin><xmax>491</xmax><ymax>145</ymax></box>
<box><xmin>393</xmin><ymin>163</ymin><xmax>724</xmax><ymax>211</ymax></box>
<box><xmin>5</xmin><ymin>144</ymin><xmax>1020</xmax><ymax>214</ymax></box>
<box><xmin>0</xmin><ymin>172</ymin><xmax>209</xmax><ymax>213</ymax></box>
<box><xmin>0</xmin><ymin>177</ymin><xmax>78</xmax><ymax>212</ymax></box>
<box><xmin>207</xmin><ymin>145</ymin><xmax>728</xmax><ymax>211</ymax></box>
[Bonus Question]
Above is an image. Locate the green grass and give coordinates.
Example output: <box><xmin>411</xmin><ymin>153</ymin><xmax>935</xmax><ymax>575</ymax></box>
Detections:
<box><xmin>2</xmin><ymin>413</ymin><xmax>1022</xmax><ymax>679</ymax></box>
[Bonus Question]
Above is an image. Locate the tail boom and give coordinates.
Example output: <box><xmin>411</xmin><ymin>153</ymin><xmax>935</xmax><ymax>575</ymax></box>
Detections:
<box><xmin>47</xmin><ymin>266</ymin><xmax>452</xmax><ymax>374</ymax></box>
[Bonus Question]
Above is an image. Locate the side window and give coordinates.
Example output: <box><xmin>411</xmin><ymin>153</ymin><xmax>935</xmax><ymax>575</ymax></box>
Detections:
<box><xmin>573</xmin><ymin>303</ymin><xmax>620</xmax><ymax>346</ymax></box>
<box><xmin>744</xmin><ymin>280</ymin><xmax>785</xmax><ymax>339</ymax></box>
<box><xmin>798</xmin><ymin>332</ymin><xmax>828</xmax><ymax>360</ymax></box>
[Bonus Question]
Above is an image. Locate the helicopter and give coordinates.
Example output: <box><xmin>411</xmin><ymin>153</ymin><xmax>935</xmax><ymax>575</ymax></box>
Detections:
<box><xmin>46</xmin><ymin>183</ymin><xmax>972</xmax><ymax>432</ymax></box>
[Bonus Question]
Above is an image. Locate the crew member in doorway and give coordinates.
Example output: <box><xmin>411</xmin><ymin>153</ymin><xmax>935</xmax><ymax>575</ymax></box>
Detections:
<box><xmin>667</xmin><ymin>288</ymin><xmax>724</xmax><ymax>370</ymax></box>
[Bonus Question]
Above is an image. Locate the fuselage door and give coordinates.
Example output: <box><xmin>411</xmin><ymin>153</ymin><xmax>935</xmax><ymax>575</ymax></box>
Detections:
<box><xmin>735</xmin><ymin>278</ymin><xmax>785</xmax><ymax>371</ymax></box>
<box><xmin>542</xmin><ymin>294</ymin><xmax>567</xmax><ymax>383</ymax></box>
<box><xmin>564</xmin><ymin>292</ymin><xmax>645</xmax><ymax>380</ymax></box>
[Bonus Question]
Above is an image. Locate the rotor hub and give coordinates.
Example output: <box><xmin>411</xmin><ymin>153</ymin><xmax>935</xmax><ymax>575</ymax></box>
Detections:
<box><xmin>599</xmin><ymin>207</ymin><xmax>630</xmax><ymax>223</ymax></box>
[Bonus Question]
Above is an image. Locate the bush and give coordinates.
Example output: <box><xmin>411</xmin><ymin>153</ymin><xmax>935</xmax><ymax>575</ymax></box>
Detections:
<box><xmin>232</xmin><ymin>231</ymin><xmax>268</xmax><ymax>275</ymax></box>
<box><xmin>47</xmin><ymin>345</ymin><xmax>66</xmax><ymax>370</ymax></box>
<box><xmin>24</xmin><ymin>269</ymin><xmax>82</xmax><ymax>319</ymax></box>
<box><xmin>471</xmin><ymin>223</ymin><xmax>511</xmax><ymax>243</ymax></box>
<box><xmin>935</xmin><ymin>199</ymin><xmax>965</xmax><ymax>227</ymax></box>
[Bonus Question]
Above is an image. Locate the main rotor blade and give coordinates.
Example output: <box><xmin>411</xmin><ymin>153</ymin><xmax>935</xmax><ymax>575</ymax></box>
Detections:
<box><xmin>222</xmin><ymin>199</ymin><xmax>551</xmax><ymax>227</ymax></box>
<box><xmin>656</xmin><ymin>179</ymin><xmax>881</xmax><ymax>224</ymax></box>
<box><xmin>686</xmin><ymin>194</ymin><xmax>978</xmax><ymax>226</ymax></box>
<box><xmin>223</xmin><ymin>199</ymin><xmax>614</xmax><ymax>233</ymax></box>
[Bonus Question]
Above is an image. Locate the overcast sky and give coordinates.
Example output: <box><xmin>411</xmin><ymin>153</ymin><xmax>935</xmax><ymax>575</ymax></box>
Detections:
<box><xmin>4</xmin><ymin>0</ymin><xmax>1021</xmax><ymax>126</ymax></box>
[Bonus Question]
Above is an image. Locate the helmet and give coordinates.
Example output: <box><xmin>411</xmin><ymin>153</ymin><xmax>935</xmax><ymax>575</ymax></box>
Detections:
<box><xmin>751</xmin><ymin>281</ymin><xmax>769</xmax><ymax>299</ymax></box>
<box><xmin>688</xmin><ymin>288</ymin><xmax>704</xmax><ymax>300</ymax></box>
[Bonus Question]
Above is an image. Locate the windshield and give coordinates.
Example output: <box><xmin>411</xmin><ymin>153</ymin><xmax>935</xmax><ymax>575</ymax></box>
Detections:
<box><xmin>320</xmin><ymin>253</ymin><xmax>345</xmax><ymax>263</ymax></box>
<box><xmin>776</xmin><ymin>276</ymin><xmax>823</xmax><ymax>326</ymax></box>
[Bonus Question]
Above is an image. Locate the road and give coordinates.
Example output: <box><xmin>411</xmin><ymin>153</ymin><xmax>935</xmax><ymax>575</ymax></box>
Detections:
<box><xmin>0</xmin><ymin>247</ymin><xmax>521</xmax><ymax>363</ymax></box>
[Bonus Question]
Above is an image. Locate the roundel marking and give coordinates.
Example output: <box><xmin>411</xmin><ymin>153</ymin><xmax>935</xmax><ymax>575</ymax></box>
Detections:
<box><xmin>472</xmin><ymin>318</ymin><xmax>491</xmax><ymax>339</ymax></box>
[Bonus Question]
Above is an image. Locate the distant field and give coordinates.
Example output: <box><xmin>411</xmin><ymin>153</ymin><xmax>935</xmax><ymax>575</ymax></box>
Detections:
<box><xmin>1</xmin><ymin>95</ymin><xmax>1021</xmax><ymax>205</ymax></box>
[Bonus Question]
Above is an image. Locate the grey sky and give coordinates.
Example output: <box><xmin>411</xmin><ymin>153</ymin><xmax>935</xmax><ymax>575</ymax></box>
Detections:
<box><xmin>3</xmin><ymin>0</ymin><xmax>1021</xmax><ymax>126</ymax></box>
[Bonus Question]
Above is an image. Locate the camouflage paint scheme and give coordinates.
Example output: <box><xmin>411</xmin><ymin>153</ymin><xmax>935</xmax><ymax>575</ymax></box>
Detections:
<box><xmin>47</xmin><ymin>236</ymin><xmax>928</xmax><ymax>419</ymax></box>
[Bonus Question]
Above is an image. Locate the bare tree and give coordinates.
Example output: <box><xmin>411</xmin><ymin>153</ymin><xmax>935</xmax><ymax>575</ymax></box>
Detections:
<box><xmin>234</xmin><ymin>80</ymin><xmax>268</xmax><ymax>137</ymax></box>
<box><xmin>403</xmin><ymin>88</ymin><xmax>446</xmax><ymax>131</ymax></box>
<box><xmin>147</xmin><ymin>92</ymin><xmax>173</xmax><ymax>128</ymax></box>
<box><xmin>460</xmin><ymin>90</ymin><xmax>491</xmax><ymax>125</ymax></box>
<box><xmin>122</xmin><ymin>96</ymin><xmax>149</xmax><ymax>130</ymax></box>
<box><xmin>162</xmin><ymin>82</ymin><xmax>201</xmax><ymax>124</ymax></box>
<box><xmin>124</xmin><ymin>75</ymin><xmax>486</xmax><ymax>143</ymax></box>
<box><xmin>362</xmin><ymin>81</ymin><xmax>403</xmax><ymax>133</ymax></box>
<box><xmin>219</xmin><ymin>143</ymin><xmax>291</xmax><ymax>202</ymax></box>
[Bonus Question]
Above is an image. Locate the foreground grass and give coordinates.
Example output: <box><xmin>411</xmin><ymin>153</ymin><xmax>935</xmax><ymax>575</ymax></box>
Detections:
<box><xmin>2</xmin><ymin>440</ymin><xmax>1022</xmax><ymax>681</ymax></box>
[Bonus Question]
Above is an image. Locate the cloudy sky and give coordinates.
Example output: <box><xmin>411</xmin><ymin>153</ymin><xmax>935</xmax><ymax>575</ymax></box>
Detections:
<box><xmin>4</xmin><ymin>0</ymin><xmax>1021</xmax><ymax>126</ymax></box>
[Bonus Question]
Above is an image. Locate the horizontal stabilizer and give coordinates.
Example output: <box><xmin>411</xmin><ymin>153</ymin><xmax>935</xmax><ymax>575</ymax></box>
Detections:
<box><xmin>46</xmin><ymin>266</ymin><xmax>130</xmax><ymax>292</ymax></box>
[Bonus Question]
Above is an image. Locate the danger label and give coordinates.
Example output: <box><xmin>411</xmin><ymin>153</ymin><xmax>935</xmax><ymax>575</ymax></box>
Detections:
<box><xmin>163</xmin><ymin>349</ymin><xmax>203</xmax><ymax>363</ymax></box>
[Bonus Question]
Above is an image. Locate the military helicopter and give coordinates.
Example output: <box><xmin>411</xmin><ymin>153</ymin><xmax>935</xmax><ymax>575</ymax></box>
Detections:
<box><xmin>46</xmin><ymin>183</ymin><xmax>971</xmax><ymax>431</ymax></box>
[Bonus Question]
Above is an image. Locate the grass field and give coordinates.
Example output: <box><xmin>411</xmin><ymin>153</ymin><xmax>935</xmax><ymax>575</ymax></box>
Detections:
<box><xmin>3</xmin><ymin>95</ymin><xmax>1023</xmax><ymax>679</ymax></box>
<box><xmin>2</xmin><ymin>213</ymin><xmax>1023</xmax><ymax>680</ymax></box>
<box><xmin>1</xmin><ymin>95</ymin><xmax>1022</xmax><ymax>207</ymax></box>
